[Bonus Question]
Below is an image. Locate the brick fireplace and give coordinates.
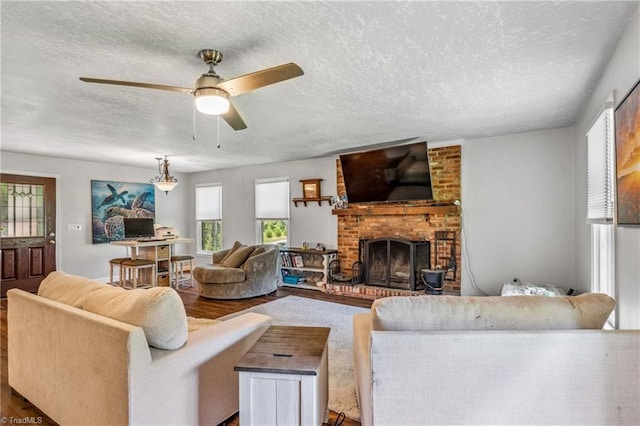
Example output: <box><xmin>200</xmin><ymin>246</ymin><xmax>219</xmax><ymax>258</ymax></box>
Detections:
<box><xmin>325</xmin><ymin>145</ymin><xmax>461</xmax><ymax>298</ymax></box>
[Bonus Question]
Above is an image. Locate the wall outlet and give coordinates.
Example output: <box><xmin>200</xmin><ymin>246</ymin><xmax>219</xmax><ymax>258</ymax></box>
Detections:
<box><xmin>67</xmin><ymin>224</ymin><xmax>82</xmax><ymax>231</ymax></box>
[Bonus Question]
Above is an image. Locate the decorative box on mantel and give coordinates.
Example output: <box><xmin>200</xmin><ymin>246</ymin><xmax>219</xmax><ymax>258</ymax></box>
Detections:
<box><xmin>292</xmin><ymin>178</ymin><xmax>332</xmax><ymax>206</ymax></box>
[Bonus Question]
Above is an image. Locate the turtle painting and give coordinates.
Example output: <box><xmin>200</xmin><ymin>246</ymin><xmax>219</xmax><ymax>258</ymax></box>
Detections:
<box><xmin>91</xmin><ymin>180</ymin><xmax>156</xmax><ymax>243</ymax></box>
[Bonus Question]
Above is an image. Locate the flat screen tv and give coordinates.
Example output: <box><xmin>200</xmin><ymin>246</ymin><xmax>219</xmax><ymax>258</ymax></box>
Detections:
<box><xmin>123</xmin><ymin>218</ymin><xmax>155</xmax><ymax>239</ymax></box>
<box><xmin>339</xmin><ymin>141</ymin><xmax>434</xmax><ymax>203</ymax></box>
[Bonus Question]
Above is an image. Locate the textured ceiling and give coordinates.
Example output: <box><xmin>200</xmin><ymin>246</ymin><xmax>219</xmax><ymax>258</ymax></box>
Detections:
<box><xmin>1</xmin><ymin>1</ymin><xmax>637</xmax><ymax>173</ymax></box>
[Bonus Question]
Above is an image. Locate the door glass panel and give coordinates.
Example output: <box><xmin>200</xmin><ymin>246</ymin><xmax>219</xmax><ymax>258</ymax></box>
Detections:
<box><xmin>1</xmin><ymin>183</ymin><xmax>45</xmax><ymax>237</ymax></box>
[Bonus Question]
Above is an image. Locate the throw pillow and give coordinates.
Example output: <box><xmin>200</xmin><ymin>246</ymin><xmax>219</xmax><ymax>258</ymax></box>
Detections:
<box><xmin>248</xmin><ymin>246</ymin><xmax>266</xmax><ymax>258</ymax></box>
<box><xmin>37</xmin><ymin>271</ymin><xmax>106</xmax><ymax>308</ymax></box>
<box><xmin>371</xmin><ymin>293</ymin><xmax>615</xmax><ymax>331</ymax></box>
<box><xmin>83</xmin><ymin>286</ymin><xmax>188</xmax><ymax>350</ymax></box>
<box><xmin>219</xmin><ymin>241</ymin><xmax>243</xmax><ymax>264</ymax></box>
<box><xmin>221</xmin><ymin>245</ymin><xmax>255</xmax><ymax>268</ymax></box>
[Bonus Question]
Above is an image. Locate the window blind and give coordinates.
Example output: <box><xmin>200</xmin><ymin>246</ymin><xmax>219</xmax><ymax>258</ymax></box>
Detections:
<box><xmin>586</xmin><ymin>108</ymin><xmax>614</xmax><ymax>223</ymax></box>
<box><xmin>196</xmin><ymin>184</ymin><xmax>222</xmax><ymax>220</ymax></box>
<box><xmin>255</xmin><ymin>178</ymin><xmax>289</xmax><ymax>220</ymax></box>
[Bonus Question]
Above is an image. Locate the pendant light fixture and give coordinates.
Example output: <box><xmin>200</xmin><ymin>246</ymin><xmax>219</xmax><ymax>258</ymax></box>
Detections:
<box><xmin>151</xmin><ymin>156</ymin><xmax>178</xmax><ymax>194</ymax></box>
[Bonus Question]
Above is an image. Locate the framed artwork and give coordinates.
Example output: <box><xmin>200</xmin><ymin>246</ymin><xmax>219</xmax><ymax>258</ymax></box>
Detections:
<box><xmin>615</xmin><ymin>78</ymin><xmax>640</xmax><ymax>226</ymax></box>
<box><xmin>301</xmin><ymin>178</ymin><xmax>322</xmax><ymax>199</ymax></box>
<box><xmin>91</xmin><ymin>180</ymin><xmax>155</xmax><ymax>243</ymax></box>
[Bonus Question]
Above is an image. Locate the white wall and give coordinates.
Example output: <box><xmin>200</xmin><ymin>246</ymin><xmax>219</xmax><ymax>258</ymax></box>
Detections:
<box><xmin>188</xmin><ymin>157</ymin><xmax>338</xmax><ymax>266</ymax></box>
<box><xmin>1</xmin><ymin>152</ymin><xmax>190</xmax><ymax>280</ymax></box>
<box><xmin>574</xmin><ymin>7</ymin><xmax>640</xmax><ymax>329</ymax></box>
<box><xmin>461</xmin><ymin>127</ymin><xmax>576</xmax><ymax>296</ymax></box>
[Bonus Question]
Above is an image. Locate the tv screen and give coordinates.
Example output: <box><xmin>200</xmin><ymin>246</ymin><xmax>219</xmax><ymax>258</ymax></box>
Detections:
<box><xmin>123</xmin><ymin>218</ymin><xmax>155</xmax><ymax>239</ymax></box>
<box><xmin>339</xmin><ymin>141</ymin><xmax>434</xmax><ymax>203</ymax></box>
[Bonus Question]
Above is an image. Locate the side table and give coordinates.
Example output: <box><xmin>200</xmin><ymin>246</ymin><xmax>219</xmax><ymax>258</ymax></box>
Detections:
<box><xmin>234</xmin><ymin>325</ymin><xmax>331</xmax><ymax>426</ymax></box>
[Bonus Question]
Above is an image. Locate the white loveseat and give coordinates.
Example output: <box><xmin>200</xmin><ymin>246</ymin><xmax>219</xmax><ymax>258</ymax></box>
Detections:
<box><xmin>8</xmin><ymin>271</ymin><xmax>271</xmax><ymax>426</ymax></box>
<box><xmin>353</xmin><ymin>294</ymin><xmax>640</xmax><ymax>425</ymax></box>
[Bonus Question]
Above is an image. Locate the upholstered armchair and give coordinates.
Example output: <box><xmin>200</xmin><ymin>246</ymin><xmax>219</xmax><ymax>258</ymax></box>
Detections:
<box><xmin>193</xmin><ymin>243</ymin><xmax>279</xmax><ymax>299</ymax></box>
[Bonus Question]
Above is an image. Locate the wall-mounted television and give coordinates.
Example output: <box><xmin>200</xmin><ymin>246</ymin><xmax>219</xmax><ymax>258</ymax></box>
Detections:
<box><xmin>339</xmin><ymin>141</ymin><xmax>434</xmax><ymax>203</ymax></box>
<box><xmin>123</xmin><ymin>217</ymin><xmax>155</xmax><ymax>239</ymax></box>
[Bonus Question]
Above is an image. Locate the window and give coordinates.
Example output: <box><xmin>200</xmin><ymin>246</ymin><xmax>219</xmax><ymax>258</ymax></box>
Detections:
<box><xmin>1</xmin><ymin>182</ymin><xmax>45</xmax><ymax>237</ymax></box>
<box><xmin>196</xmin><ymin>184</ymin><xmax>222</xmax><ymax>254</ymax></box>
<box><xmin>255</xmin><ymin>178</ymin><xmax>289</xmax><ymax>245</ymax></box>
<box><xmin>586</xmin><ymin>106</ymin><xmax>615</xmax><ymax>328</ymax></box>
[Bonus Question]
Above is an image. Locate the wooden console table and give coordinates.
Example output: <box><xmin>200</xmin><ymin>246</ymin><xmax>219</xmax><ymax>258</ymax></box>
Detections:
<box><xmin>110</xmin><ymin>238</ymin><xmax>193</xmax><ymax>287</ymax></box>
<box><xmin>235</xmin><ymin>325</ymin><xmax>330</xmax><ymax>426</ymax></box>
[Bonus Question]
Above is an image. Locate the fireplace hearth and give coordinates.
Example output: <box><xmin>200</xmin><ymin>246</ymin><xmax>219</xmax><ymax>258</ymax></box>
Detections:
<box><xmin>362</xmin><ymin>237</ymin><xmax>430</xmax><ymax>290</ymax></box>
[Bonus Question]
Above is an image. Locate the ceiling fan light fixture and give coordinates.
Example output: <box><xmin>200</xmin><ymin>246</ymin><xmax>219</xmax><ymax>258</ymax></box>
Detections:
<box><xmin>151</xmin><ymin>156</ymin><xmax>179</xmax><ymax>194</ymax></box>
<box><xmin>195</xmin><ymin>88</ymin><xmax>230</xmax><ymax>115</ymax></box>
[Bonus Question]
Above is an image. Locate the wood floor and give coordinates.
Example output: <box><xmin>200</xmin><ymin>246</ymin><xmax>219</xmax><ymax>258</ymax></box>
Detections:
<box><xmin>1</xmin><ymin>285</ymin><xmax>372</xmax><ymax>426</ymax></box>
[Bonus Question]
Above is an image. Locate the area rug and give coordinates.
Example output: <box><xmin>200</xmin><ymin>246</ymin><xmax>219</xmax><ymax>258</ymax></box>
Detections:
<box><xmin>219</xmin><ymin>295</ymin><xmax>368</xmax><ymax>421</ymax></box>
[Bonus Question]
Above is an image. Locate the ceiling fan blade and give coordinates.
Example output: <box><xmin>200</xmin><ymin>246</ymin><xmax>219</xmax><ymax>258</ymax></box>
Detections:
<box><xmin>216</xmin><ymin>63</ymin><xmax>303</xmax><ymax>96</ymax></box>
<box><xmin>79</xmin><ymin>77</ymin><xmax>194</xmax><ymax>95</ymax></box>
<box><xmin>221</xmin><ymin>101</ymin><xmax>247</xmax><ymax>131</ymax></box>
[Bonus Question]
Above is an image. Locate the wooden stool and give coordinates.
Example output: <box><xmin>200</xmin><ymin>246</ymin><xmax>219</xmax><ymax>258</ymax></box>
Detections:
<box><xmin>109</xmin><ymin>257</ymin><xmax>132</xmax><ymax>286</ymax></box>
<box><xmin>121</xmin><ymin>259</ymin><xmax>156</xmax><ymax>289</ymax></box>
<box><xmin>171</xmin><ymin>255</ymin><xmax>194</xmax><ymax>288</ymax></box>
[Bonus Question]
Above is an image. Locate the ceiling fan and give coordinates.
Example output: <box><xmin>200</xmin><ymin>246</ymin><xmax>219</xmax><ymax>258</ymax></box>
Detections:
<box><xmin>79</xmin><ymin>49</ymin><xmax>304</xmax><ymax>130</ymax></box>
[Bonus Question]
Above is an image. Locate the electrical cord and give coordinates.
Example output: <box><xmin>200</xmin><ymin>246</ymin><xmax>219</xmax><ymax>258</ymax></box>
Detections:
<box><xmin>333</xmin><ymin>412</ymin><xmax>345</xmax><ymax>426</ymax></box>
<box><xmin>460</xmin><ymin>206</ymin><xmax>488</xmax><ymax>296</ymax></box>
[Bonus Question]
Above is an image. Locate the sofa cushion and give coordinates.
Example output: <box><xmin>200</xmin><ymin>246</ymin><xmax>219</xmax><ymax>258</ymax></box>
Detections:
<box><xmin>193</xmin><ymin>265</ymin><xmax>246</xmax><ymax>284</ymax></box>
<box><xmin>219</xmin><ymin>240</ymin><xmax>243</xmax><ymax>264</ymax></box>
<box><xmin>37</xmin><ymin>271</ymin><xmax>106</xmax><ymax>308</ymax></box>
<box><xmin>221</xmin><ymin>245</ymin><xmax>255</xmax><ymax>268</ymax></box>
<box><xmin>371</xmin><ymin>293</ymin><xmax>615</xmax><ymax>331</ymax></box>
<box><xmin>83</xmin><ymin>286</ymin><xmax>188</xmax><ymax>350</ymax></box>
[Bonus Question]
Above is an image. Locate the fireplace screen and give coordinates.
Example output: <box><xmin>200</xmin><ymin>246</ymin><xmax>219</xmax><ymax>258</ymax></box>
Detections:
<box><xmin>363</xmin><ymin>237</ymin><xmax>430</xmax><ymax>290</ymax></box>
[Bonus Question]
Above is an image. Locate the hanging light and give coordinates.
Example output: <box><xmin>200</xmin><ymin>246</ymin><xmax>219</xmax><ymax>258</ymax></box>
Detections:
<box><xmin>151</xmin><ymin>156</ymin><xmax>178</xmax><ymax>194</ymax></box>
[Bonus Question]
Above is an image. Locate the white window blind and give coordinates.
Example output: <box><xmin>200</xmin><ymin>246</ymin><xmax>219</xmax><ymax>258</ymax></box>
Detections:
<box><xmin>586</xmin><ymin>107</ymin><xmax>614</xmax><ymax>223</ymax></box>
<box><xmin>196</xmin><ymin>184</ymin><xmax>222</xmax><ymax>220</ymax></box>
<box><xmin>255</xmin><ymin>178</ymin><xmax>289</xmax><ymax>220</ymax></box>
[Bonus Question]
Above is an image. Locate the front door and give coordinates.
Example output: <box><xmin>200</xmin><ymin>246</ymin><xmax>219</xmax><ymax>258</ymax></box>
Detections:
<box><xmin>0</xmin><ymin>174</ymin><xmax>57</xmax><ymax>296</ymax></box>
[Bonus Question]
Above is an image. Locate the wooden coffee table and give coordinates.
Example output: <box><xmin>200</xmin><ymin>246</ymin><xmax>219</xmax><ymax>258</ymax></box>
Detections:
<box><xmin>234</xmin><ymin>325</ymin><xmax>331</xmax><ymax>426</ymax></box>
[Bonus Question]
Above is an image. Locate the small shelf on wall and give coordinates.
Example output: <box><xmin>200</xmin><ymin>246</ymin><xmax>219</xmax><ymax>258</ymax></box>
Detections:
<box><xmin>292</xmin><ymin>196</ymin><xmax>332</xmax><ymax>207</ymax></box>
<box><xmin>292</xmin><ymin>178</ymin><xmax>333</xmax><ymax>207</ymax></box>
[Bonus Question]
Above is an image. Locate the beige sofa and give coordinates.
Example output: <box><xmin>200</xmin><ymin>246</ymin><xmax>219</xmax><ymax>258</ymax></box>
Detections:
<box><xmin>8</xmin><ymin>271</ymin><xmax>271</xmax><ymax>426</ymax></box>
<box><xmin>194</xmin><ymin>242</ymin><xmax>278</xmax><ymax>299</ymax></box>
<box><xmin>353</xmin><ymin>294</ymin><xmax>640</xmax><ymax>425</ymax></box>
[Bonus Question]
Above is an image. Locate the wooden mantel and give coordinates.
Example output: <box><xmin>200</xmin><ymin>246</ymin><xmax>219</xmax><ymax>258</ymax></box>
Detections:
<box><xmin>331</xmin><ymin>204</ymin><xmax>459</xmax><ymax>216</ymax></box>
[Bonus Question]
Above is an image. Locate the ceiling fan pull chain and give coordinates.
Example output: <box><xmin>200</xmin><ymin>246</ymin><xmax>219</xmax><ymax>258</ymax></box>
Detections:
<box><xmin>192</xmin><ymin>100</ymin><xmax>197</xmax><ymax>140</ymax></box>
<box><xmin>217</xmin><ymin>116</ymin><xmax>221</xmax><ymax>149</ymax></box>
